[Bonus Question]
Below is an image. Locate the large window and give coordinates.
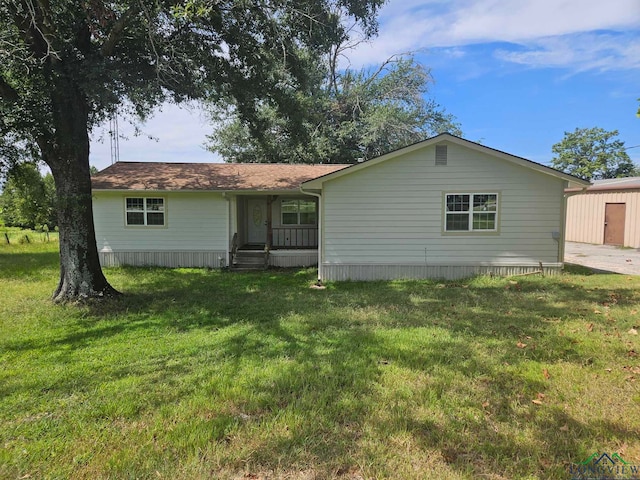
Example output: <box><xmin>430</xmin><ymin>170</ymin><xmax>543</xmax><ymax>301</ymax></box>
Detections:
<box><xmin>125</xmin><ymin>197</ymin><xmax>165</xmax><ymax>226</ymax></box>
<box><xmin>281</xmin><ymin>199</ymin><xmax>316</xmax><ymax>225</ymax></box>
<box><xmin>445</xmin><ymin>193</ymin><xmax>497</xmax><ymax>232</ymax></box>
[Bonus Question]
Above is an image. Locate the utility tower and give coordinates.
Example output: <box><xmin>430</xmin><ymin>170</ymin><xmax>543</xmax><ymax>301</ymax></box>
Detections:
<box><xmin>109</xmin><ymin>114</ymin><xmax>120</xmax><ymax>165</ymax></box>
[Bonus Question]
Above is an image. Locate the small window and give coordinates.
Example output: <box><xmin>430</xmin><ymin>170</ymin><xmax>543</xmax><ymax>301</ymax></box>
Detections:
<box><xmin>435</xmin><ymin>145</ymin><xmax>447</xmax><ymax>166</ymax></box>
<box><xmin>445</xmin><ymin>193</ymin><xmax>497</xmax><ymax>232</ymax></box>
<box><xmin>281</xmin><ymin>199</ymin><xmax>316</xmax><ymax>225</ymax></box>
<box><xmin>125</xmin><ymin>197</ymin><xmax>165</xmax><ymax>226</ymax></box>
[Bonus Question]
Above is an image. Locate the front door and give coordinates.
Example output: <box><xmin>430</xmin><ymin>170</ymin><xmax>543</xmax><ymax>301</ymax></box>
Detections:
<box><xmin>604</xmin><ymin>203</ymin><xmax>625</xmax><ymax>246</ymax></box>
<box><xmin>247</xmin><ymin>198</ymin><xmax>267</xmax><ymax>244</ymax></box>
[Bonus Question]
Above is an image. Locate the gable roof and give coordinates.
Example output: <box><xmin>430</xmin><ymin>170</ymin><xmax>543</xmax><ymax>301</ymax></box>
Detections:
<box><xmin>301</xmin><ymin>133</ymin><xmax>591</xmax><ymax>189</ymax></box>
<box><xmin>91</xmin><ymin>162</ymin><xmax>349</xmax><ymax>192</ymax></box>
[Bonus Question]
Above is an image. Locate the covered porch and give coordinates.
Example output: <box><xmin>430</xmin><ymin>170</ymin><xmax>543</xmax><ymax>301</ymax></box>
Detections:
<box><xmin>230</xmin><ymin>194</ymin><xmax>319</xmax><ymax>269</ymax></box>
<box><xmin>234</xmin><ymin>195</ymin><xmax>319</xmax><ymax>250</ymax></box>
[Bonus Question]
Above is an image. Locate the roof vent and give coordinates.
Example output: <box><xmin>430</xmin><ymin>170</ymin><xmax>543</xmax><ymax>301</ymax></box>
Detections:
<box><xmin>435</xmin><ymin>145</ymin><xmax>447</xmax><ymax>166</ymax></box>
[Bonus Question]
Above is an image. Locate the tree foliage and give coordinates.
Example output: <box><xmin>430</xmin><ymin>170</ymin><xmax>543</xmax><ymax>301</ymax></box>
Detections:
<box><xmin>0</xmin><ymin>163</ymin><xmax>56</xmax><ymax>229</ymax></box>
<box><xmin>0</xmin><ymin>0</ymin><xmax>384</xmax><ymax>301</ymax></box>
<box><xmin>551</xmin><ymin>127</ymin><xmax>634</xmax><ymax>181</ymax></box>
<box><xmin>207</xmin><ymin>53</ymin><xmax>461</xmax><ymax>164</ymax></box>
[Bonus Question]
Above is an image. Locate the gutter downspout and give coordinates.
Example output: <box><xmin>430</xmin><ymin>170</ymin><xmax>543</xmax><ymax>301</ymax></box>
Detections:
<box><xmin>222</xmin><ymin>191</ymin><xmax>230</xmax><ymax>269</ymax></box>
<box><xmin>300</xmin><ymin>186</ymin><xmax>323</xmax><ymax>283</ymax></box>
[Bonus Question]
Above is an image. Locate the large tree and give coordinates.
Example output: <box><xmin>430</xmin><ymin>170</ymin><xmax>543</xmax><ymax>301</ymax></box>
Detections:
<box><xmin>207</xmin><ymin>53</ymin><xmax>461</xmax><ymax>164</ymax></box>
<box><xmin>551</xmin><ymin>127</ymin><xmax>634</xmax><ymax>181</ymax></box>
<box><xmin>0</xmin><ymin>0</ymin><xmax>383</xmax><ymax>301</ymax></box>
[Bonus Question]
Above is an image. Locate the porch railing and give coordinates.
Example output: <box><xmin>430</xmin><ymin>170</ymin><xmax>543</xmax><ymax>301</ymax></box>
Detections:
<box><xmin>271</xmin><ymin>227</ymin><xmax>318</xmax><ymax>248</ymax></box>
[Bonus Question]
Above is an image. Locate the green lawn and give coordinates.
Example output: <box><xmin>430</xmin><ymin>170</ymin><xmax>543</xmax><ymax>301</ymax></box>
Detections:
<box><xmin>1</xmin><ymin>241</ymin><xmax>639</xmax><ymax>479</ymax></box>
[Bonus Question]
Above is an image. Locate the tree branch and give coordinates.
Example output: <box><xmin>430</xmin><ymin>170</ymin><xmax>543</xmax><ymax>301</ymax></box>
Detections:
<box><xmin>21</xmin><ymin>0</ymin><xmax>61</xmax><ymax>62</ymax></box>
<box><xmin>100</xmin><ymin>5</ymin><xmax>139</xmax><ymax>57</ymax></box>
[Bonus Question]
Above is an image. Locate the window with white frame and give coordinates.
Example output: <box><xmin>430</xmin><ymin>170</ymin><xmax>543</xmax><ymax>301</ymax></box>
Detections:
<box><xmin>125</xmin><ymin>197</ymin><xmax>165</xmax><ymax>226</ymax></box>
<box><xmin>444</xmin><ymin>193</ymin><xmax>497</xmax><ymax>232</ymax></box>
<box><xmin>281</xmin><ymin>199</ymin><xmax>316</xmax><ymax>225</ymax></box>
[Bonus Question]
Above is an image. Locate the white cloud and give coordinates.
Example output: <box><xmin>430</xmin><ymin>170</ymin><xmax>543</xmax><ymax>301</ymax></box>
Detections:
<box><xmin>447</xmin><ymin>0</ymin><xmax>639</xmax><ymax>42</ymax></box>
<box><xmin>347</xmin><ymin>0</ymin><xmax>640</xmax><ymax>68</ymax></box>
<box><xmin>494</xmin><ymin>33</ymin><xmax>640</xmax><ymax>71</ymax></box>
<box><xmin>90</xmin><ymin>103</ymin><xmax>220</xmax><ymax>171</ymax></box>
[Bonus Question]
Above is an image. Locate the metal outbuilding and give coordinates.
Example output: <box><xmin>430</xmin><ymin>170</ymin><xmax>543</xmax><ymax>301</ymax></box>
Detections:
<box><xmin>566</xmin><ymin>177</ymin><xmax>640</xmax><ymax>248</ymax></box>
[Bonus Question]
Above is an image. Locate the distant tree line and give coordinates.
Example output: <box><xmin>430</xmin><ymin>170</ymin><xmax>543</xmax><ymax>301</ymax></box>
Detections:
<box><xmin>1</xmin><ymin>164</ymin><xmax>100</xmax><ymax>230</ymax></box>
<box><xmin>0</xmin><ymin>163</ymin><xmax>57</xmax><ymax>230</ymax></box>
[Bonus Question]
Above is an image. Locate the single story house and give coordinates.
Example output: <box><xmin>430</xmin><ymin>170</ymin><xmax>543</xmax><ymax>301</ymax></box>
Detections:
<box><xmin>91</xmin><ymin>133</ymin><xmax>589</xmax><ymax>280</ymax></box>
<box><xmin>565</xmin><ymin>177</ymin><xmax>640</xmax><ymax>248</ymax></box>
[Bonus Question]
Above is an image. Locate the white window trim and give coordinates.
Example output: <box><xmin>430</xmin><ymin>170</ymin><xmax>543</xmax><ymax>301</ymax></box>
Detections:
<box><xmin>124</xmin><ymin>196</ymin><xmax>167</xmax><ymax>227</ymax></box>
<box><xmin>281</xmin><ymin>198</ymin><xmax>317</xmax><ymax>226</ymax></box>
<box><xmin>443</xmin><ymin>192</ymin><xmax>499</xmax><ymax>233</ymax></box>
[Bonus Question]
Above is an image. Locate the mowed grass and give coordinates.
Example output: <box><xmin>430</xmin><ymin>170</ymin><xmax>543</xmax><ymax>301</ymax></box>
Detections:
<box><xmin>1</xmin><ymin>242</ymin><xmax>639</xmax><ymax>480</ymax></box>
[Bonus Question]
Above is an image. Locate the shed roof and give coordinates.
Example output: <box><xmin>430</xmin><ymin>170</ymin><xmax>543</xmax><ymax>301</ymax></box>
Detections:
<box><xmin>91</xmin><ymin>162</ymin><xmax>349</xmax><ymax>192</ymax></box>
<box><xmin>565</xmin><ymin>176</ymin><xmax>640</xmax><ymax>193</ymax></box>
<box><xmin>589</xmin><ymin>177</ymin><xmax>640</xmax><ymax>191</ymax></box>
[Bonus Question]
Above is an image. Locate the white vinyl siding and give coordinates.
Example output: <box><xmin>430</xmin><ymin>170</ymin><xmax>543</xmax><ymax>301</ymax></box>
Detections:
<box><xmin>93</xmin><ymin>191</ymin><xmax>228</xmax><ymax>253</ymax></box>
<box><xmin>321</xmin><ymin>142</ymin><xmax>565</xmax><ymax>268</ymax></box>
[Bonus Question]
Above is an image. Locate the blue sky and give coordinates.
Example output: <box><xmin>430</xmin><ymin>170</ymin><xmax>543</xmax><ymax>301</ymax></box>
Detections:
<box><xmin>90</xmin><ymin>0</ymin><xmax>640</xmax><ymax>170</ymax></box>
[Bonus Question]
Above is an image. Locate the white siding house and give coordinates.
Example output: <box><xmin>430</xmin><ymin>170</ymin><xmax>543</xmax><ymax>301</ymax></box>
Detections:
<box><xmin>91</xmin><ymin>162</ymin><xmax>347</xmax><ymax>269</ymax></box>
<box><xmin>302</xmin><ymin>134</ymin><xmax>589</xmax><ymax>280</ymax></box>
<box><xmin>93</xmin><ymin>191</ymin><xmax>229</xmax><ymax>268</ymax></box>
<box><xmin>91</xmin><ymin>134</ymin><xmax>588</xmax><ymax>279</ymax></box>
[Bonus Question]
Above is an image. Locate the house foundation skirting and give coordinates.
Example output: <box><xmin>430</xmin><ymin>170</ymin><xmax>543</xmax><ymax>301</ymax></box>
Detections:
<box><xmin>320</xmin><ymin>263</ymin><xmax>563</xmax><ymax>281</ymax></box>
<box><xmin>268</xmin><ymin>250</ymin><xmax>318</xmax><ymax>268</ymax></box>
<box><xmin>99</xmin><ymin>251</ymin><xmax>227</xmax><ymax>269</ymax></box>
<box><xmin>99</xmin><ymin>250</ymin><xmax>318</xmax><ymax>269</ymax></box>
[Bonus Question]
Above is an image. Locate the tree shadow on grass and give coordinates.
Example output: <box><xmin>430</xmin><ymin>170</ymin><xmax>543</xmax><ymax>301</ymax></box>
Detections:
<box><xmin>0</xmin><ymin>251</ymin><xmax>59</xmax><ymax>280</ymax></box>
<box><xmin>4</xmin><ymin>266</ymin><xmax>639</xmax><ymax>478</ymax></box>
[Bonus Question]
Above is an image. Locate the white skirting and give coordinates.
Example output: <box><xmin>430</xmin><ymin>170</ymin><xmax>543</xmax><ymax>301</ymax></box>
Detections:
<box><xmin>321</xmin><ymin>263</ymin><xmax>563</xmax><ymax>281</ymax></box>
<box><xmin>268</xmin><ymin>250</ymin><xmax>318</xmax><ymax>267</ymax></box>
<box><xmin>99</xmin><ymin>250</ymin><xmax>319</xmax><ymax>269</ymax></box>
<box><xmin>99</xmin><ymin>251</ymin><xmax>227</xmax><ymax>268</ymax></box>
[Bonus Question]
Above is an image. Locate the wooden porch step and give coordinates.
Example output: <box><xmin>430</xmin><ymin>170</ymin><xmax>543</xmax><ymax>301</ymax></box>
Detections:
<box><xmin>231</xmin><ymin>250</ymin><xmax>268</xmax><ymax>271</ymax></box>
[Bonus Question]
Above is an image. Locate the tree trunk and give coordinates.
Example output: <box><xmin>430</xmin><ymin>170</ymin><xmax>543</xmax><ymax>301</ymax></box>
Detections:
<box><xmin>49</xmin><ymin>156</ymin><xmax>119</xmax><ymax>302</ymax></box>
<box><xmin>43</xmin><ymin>72</ymin><xmax>120</xmax><ymax>303</ymax></box>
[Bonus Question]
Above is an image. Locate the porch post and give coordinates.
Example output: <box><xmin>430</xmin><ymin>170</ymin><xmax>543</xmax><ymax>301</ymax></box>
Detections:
<box><xmin>224</xmin><ymin>192</ymin><xmax>230</xmax><ymax>267</ymax></box>
<box><xmin>300</xmin><ymin>188</ymin><xmax>323</xmax><ymax>282</ymax></box>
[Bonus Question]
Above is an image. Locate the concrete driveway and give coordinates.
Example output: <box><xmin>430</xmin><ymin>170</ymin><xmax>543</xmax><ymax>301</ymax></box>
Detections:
<box><xmin>564</xmin><ymin>242</ymin><xmax>640</xmax><ymax>275</ymax></box>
